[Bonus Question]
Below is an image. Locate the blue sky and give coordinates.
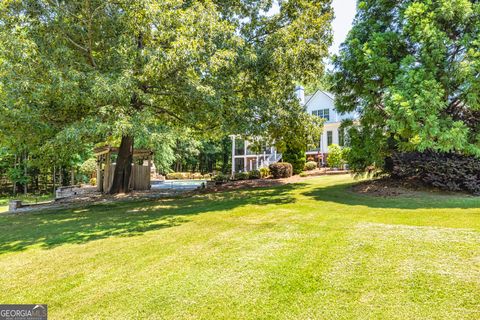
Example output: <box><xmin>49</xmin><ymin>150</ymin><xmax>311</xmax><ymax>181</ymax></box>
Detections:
<box><xmin>331</xmin><ymin>0</ymin><xmax>357</xmax><ymax>54</ymax></box>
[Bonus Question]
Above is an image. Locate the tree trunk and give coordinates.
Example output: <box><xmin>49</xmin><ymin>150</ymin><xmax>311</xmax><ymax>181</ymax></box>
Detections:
<box><xmin>53</xmin><ymin>165</ymin><xmax>56</xmax><ymax>195</ymax></box>
<box><xmin>109</xmin><ymin>135</ymin><xmax>134</xmax><ymax>194</ymax></box>
<box><xmin>13</xmin><ymin>154</ymin><xmax>17</xmax><ymax>195</ymax></box>
<box><xmin>24</xmin><ymin>153</ymin><xmax>28</xmax><ymax>195</ymax></box>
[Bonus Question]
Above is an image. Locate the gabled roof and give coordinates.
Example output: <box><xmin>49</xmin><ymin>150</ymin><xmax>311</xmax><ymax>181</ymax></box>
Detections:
<box><xmin>304</xmin><ymin>90</ymin><xmax>334</xmax><ymax>107</ymax></box>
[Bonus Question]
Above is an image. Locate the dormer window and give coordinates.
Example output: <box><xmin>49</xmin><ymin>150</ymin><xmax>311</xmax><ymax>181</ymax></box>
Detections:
<box><xmin>312</xmin><ymin>108</ymin><xmax>330</xmax><ymax>121</ymax></box>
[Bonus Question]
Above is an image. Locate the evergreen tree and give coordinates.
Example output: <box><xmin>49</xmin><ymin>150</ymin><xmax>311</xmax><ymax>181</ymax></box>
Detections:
<box><xmin>331</xmin><ymin>0</ymin><xmax>480</xmax><ymax>173</ymax></box>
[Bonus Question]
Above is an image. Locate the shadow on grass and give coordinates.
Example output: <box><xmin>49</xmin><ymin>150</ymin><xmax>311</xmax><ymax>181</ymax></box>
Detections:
<box><xmin>0</xmin><ymin>184</ymin><xmax>303</xmax><ymax>255</ymax></box>
<box><xmin>302</xmin><ymin>181</ymin><xmax>480</xmax><ymax>210</ymax></box>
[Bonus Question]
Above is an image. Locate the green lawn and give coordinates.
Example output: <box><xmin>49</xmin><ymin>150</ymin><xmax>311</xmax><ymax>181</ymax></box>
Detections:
<box><xmin>0</xmin><ymin>175</ymin><xmax>479</xmax><ymax>319</ymax></box>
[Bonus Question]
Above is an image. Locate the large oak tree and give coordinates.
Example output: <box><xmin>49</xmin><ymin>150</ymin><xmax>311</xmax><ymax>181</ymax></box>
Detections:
<box><xmin>1</xmin><ymin>0</ymin><xmax>333</xmax><ymax>193</ymax></box>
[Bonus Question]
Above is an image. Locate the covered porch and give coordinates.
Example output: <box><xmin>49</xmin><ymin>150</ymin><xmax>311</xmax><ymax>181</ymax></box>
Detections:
<box><xmin>230</xmin><ymin>136</ymin><xmax>281</xmax><ymax>173</ymax></box>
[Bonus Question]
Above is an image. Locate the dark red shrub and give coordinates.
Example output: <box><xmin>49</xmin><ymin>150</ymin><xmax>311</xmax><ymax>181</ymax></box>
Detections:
<box><xmin>269</xmin><ymin>163</ymin><xmax>293</xmax><ymax>179</ymax></box>
<box><xmin>391</xmin><ymin>151</ymin><xmax>480</xmax><ymax>195</ymax></box>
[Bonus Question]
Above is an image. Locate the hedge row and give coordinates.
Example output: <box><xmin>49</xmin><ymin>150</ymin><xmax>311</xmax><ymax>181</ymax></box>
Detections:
<box><xmin>166</xmin><ymin>172</ymin><xmax>211</xmax><ymax>180</ymax></box>
<box><xmin>213</xmin><ymin>170</ymin><xmax>261</xmax><ymax>183</ymax></box>
<box><xmin>390</xmin><ymin>151</ymin><xmax>480</xmax><ymax>195</ymax></box>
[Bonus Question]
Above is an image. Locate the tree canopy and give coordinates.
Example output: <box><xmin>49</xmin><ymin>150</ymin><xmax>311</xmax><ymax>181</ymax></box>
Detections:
<box><xmin>331</xmin><ymin>0</ymin><xmax>480</xmax><ymax>172</ymax></box>
<box><xmin>0</xmin><ymin>0</ymin><xmax>333</xmax><ymax>193</ymax></box>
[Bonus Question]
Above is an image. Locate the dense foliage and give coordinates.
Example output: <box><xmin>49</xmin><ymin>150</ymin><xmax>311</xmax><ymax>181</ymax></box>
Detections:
<box><xmin>391</xmin><ymin>151</ymin><xmax>480</xmax><ymax>195</ymax></box>
<box><xmin>248</xmin><ymin>170</ymin><xmax>261</xmax><ymax>180</ymax></box>
<box><xmin>283</xmin><ymin>145</ymin><xmax>307</xmax><ymax>175</ymax></box>
<box><xmin>0</xmin><ymin>0</ymin><xmax>333</xmax><ymax>194</ymax></box>
<box><xmin>269</xmin><ymin>163</ymin><xmax>293</xmax><ymax>179</ymax></box>
<box><xmin>304</xmin><ymin>161</ymin><xmax>318</xmax><ymax>171</ymax></box>
<box><xmin>259</xmin><ymin>167</ymin><xmax>271</xmax><ymax>178</ymax></box>
<box><xmin>167</xmin><ymin>136</ymin><xmax>232</xmax><ymax>174</ymax></box>
<box><xmin>327</xmin><ymin>144</ymin><xmax>344</xmax><ymax>169</ymax></box>
<box><xmin>233</xmin><ymin>172</ymin><xmax>250</xmax><ymax>181</ymax></box>
<box><xmin>331</xmin><ymin>0</ymin><xmax>480</xmax><ymax>173</ymax></box>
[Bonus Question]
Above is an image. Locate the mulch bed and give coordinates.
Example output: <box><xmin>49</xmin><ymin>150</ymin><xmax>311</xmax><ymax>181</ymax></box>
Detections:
<box><xmin>201</xmin><ymin>179</ymin><xmax>285</xmax><ymax>192</ymax></box>
<box><xmin>351</xmin><ymin>177</ymin><xmax>458</xmax><ymax>197</ymax></box>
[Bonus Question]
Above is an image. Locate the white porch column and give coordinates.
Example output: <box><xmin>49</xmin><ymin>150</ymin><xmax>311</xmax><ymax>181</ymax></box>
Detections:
<box><xmin>320</xmin><ymin>133</ymin><xmax>325</xmax><ymax>165</ymax></box>
<box><xmin>244</xmin><ymin>140</ymin><xmax>247</xmax><ymax>172</ymax></box>
<box><xmin>230</xmin><ymin>135</ymin><xmax>236</xmax><ymax>174</ymax></box>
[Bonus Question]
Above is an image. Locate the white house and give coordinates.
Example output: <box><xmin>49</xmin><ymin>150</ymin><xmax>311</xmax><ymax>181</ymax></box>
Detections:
<box><xmin>231</xmin><ymin>87</ymin><xmax>358</xmax><ymax>173</ymax></box>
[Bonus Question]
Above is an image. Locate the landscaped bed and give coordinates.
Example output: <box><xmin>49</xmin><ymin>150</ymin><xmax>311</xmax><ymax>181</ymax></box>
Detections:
<box><xmin>0</xmin><ymin>175</ymin><xmax>479</xmax><ymax>319</ymax></box>
<box><xmin>351</xmin><ymin>177</ymin><xmax>477</xmax><ymax>198</ymax></box>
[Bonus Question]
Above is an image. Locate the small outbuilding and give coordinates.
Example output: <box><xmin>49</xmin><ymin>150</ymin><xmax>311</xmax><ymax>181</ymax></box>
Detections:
<box><xmin>94</xmin><ymin>146</ymin><xmax>153</xmax><ymax>193</ymax></box>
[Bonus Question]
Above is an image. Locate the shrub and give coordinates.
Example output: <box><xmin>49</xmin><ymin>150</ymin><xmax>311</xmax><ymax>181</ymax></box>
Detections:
<box><xmin>213</xmin><ymin>173</ymin><xmax>229</xmax><ymax>182</ymax></box>
<box><xmin>341</xmin><ymin>147</ymin><xmax>351</xmax><ymax>162</ymax></box>
<box><xmin>299</xmin><ymin>172</ymin><xmax>307</xmax><ymax>177</ymax></box>
<box><xmin>391</xmin><ymin>151</ymin><xmax>480</xmax><ymax>195</ymax></box>
<box><xmin>166</xmin><ymin>172</ymin><xmax>183</xmax><ymax>180</ymax></box>
<box><xmin>248</xmin><ymin>170</ymin><xmax>261</xmax><ymax>180</ymax></box>
<box><xmin>166</xmin><ymin>172</ymin><xmax>191</xmax><ymax>180</ymax></box>
<box><xmin>269</xmin><ymin>163</ymin><xmax>293</xmax><ymax>179</ymax></box>
<box><xmin>327</xmin><ymin>144</ymin><xmax>344</xmax><ymax>169</ymax></box>
<box><xmin>283</xmin><ymin>145</ymin><xmax>306</xmax><ymax>174</ymax></box>
<box><xmin>304</xmin><ymin>161</ymin><xmax>318</xmax><ymax>171</ymax></box>
<box><xmin>202</xmin><ymin>173</ymin><xmax>212</xmax><ymax>180</ymax></box>
<box><xmin>89</xmin><ymin>177</ymin><xmax>97</xmax><ymax>186</ymax></box>
<box><xmin>80</xmin><ymin>158</ymin><xmax>97</xmax><ymax>177</ymax></box>
<box><xmin>259</xmin><ymin>167</ymin><xmax>270</xmax><ymax>178</ymax></box>
<box><xmin>192</xmin><ymin>173</ymin><xmax>203</xmax><ymax>180</ymax></box>
<box><xmin>234</xmin><ymin>172</ymin><xmax>250</xmax><ymax>180</ymax></box>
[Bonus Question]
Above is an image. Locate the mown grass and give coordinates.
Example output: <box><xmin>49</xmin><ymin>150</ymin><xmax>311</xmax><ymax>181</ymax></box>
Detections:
<box><xmin>0</xmin><ymin>175</ymin><xmax>479</xmax><ymax>319</ymax></box>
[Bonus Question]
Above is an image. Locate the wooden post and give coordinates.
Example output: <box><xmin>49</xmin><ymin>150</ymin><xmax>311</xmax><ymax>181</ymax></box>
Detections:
<box><xmin>148</xmin><ymin>155</ymin><xmax>152</xmax><ymax>189</ymax></box>
<box><xmin>13</xmin><ymin>154</ymin><xmax>17</xmax><ymax>195</ymax></box>
<box><xmin>96</xmin><ymin>157</ymin><xmax>103</xmax><ymax>192</ymax></box>
<box><xmin>103</xmin><ymin>152</ymin><xmax>111</xmax><ymax>192</ymax></box>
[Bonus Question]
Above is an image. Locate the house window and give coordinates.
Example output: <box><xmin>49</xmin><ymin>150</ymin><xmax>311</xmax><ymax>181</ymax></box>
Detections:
<box><xmin>234</xmin><ymin>139</ymin><xmax>245</xmax><ymax>156</ymax></box>
<box><xmin>234</xmin><ymin>158</ymin><xmax>245</xmax><ymax>172</ymax></box>
<box><xmin>339</xmin><ymin>129</ymin><xmax>345</xmax><ymax>147</ymax></box>
<box><xmin>312</xmin><ymin>109</ymin><xmax>330</xmax><ymax>121</ymax></box>
<box><xmin>327</xmin><ymin>131</ymin><xmax>333</xmax><ymax>146</ymax></box>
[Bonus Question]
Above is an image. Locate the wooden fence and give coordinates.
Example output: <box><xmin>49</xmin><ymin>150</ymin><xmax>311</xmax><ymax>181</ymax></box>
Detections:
<box><xmin>101</xmin><ymin>164</ymin><xmax>151</xmax><ymax>192</ymax></box>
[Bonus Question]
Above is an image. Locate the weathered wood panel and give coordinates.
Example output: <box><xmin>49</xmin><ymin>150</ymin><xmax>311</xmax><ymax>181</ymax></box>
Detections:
<box><xmin>131</xmin><ymin>165</ymin><xmax>151</xmax><ymax>190</ymax></box>
<box><xmin>101</xmin><ymin>164</ymin><xmax>150</xmax><ymax>192</ymax></box>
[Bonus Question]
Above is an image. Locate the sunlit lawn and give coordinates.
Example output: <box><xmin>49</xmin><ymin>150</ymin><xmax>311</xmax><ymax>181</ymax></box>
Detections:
<box><xmin>0</xmin><ymin>175</ymin><xmax>479</xmax><ymax>319</ymax></box>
